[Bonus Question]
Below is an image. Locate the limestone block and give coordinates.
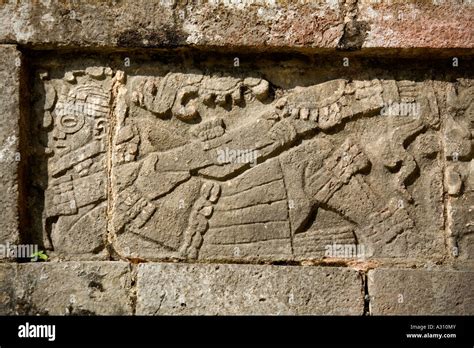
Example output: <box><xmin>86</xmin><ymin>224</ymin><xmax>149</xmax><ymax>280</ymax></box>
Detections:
<box><xmin>0</xmin><ymin>45</ymin><xmax>21</xmax><ymax>248</ymax></box>
<box><xmin>0</xmin><ymin>262</ymin><xmax>133</xmax><ymax>315</ymax></box>
<box><xmin>368</xmin><ymin>268</ymin><xmax>474</xmax><ymax>315</ymax></box>
<box><xmin>136</xmin><ymin>263</ymin><xmax>364</xmax><ymax>315</ymax></box>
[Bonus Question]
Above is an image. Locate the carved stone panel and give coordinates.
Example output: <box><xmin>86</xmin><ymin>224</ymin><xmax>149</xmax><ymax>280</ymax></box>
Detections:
<box><xmin>444</xmin><ymin>79</ymin><xmax>474</xmax><ymax>259</ymax></box>
<box><xmin>27</xmin><ymin>58</ymin><xmax>472</xmax><ymax>263</ymax></box>
<box><xmin>108</xmin><ymin>70</ymin><xmax>447</xmax><ymax>262</ymax></box>
<box><xmin>28</xmin><ymin>66</ymin><xmax>114</xmax><ymax>260</ymax></box>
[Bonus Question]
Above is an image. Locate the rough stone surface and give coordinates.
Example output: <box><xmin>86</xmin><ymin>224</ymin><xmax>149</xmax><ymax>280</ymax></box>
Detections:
<box><xmin>0</xmin><ymin>262</ymin><xmax>133</xmax><ymax>315</ymax></box>
<box><xmin>136</xmin><ymin>263</ymin><xmax>364</xmax><ymax>315</ymax></box>
<box><xmin>368</xmin><ymin>269</ymin><xmax>474</xmax><ymax>315</ymax></box>
<box><xmin>0</xmin><ymin>264</ymin><xmax>16</xmax><ymax>314</ymax></box>
<box><xmin>0</xmin><ymin>1</ymin><xmax>472</xmax><ymax>50</ymax></box>
<box><xmin>358</xmin><ymin>0</ymin><xmax>474</xmax><ymax>49</ymax></box>
<box><xmin>0</xmin><ymin>44</ymin><xmax>21</xmax><ymax>248</ymax></box>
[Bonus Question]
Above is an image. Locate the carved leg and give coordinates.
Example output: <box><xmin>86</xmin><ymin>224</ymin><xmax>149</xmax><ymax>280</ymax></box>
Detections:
<box><xmin>304</xmin><ymin>138</ymin><xmax>414</xmax><ymax>256</ymax></box>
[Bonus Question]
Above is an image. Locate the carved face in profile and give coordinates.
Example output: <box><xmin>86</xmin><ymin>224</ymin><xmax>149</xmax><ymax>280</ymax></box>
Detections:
<box><xmin>52</xmin><ymin>85</ymin><xmax>109</xmax><ymax>155</ymax></box>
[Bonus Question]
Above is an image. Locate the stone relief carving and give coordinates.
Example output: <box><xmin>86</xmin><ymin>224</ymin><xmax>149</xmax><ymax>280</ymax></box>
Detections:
<box><xmin>445</xmin><ymin>80</ymin><xmax>474</xmax><ymax>259</ymax></box>
<box><xmin>29</xmin><ymin>68</ymin><xmax>114</xmax><ymax>259</ymax></box>
<box><xmin>29</xmin><ymin>65</ymin><xmax>471</xmax><ymax>262</ymax></box>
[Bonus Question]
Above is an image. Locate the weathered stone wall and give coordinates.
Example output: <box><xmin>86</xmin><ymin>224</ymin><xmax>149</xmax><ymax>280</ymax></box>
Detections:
<box><xmin>0</xmin><ymin>0</ymin><xmax>473</xmax><ymax>315</ymax></box>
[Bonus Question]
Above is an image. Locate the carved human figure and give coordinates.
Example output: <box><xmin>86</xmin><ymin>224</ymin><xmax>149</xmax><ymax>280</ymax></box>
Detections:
<box><xmin>44</xmin><ymin>84</ymin><xmax>110</xmax><ymax>257</ymax></box>
<box><xmin>111</xmin><ymin>76</ymin><xmax>418</xmax><ymax>260</ymax></box>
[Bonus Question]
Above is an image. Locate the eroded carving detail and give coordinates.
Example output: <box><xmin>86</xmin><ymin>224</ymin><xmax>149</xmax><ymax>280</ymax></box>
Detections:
<box><xmin>445</xmin><ymin>80</ymin><xmax>474</xmax><ymax>259</ymax></box>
